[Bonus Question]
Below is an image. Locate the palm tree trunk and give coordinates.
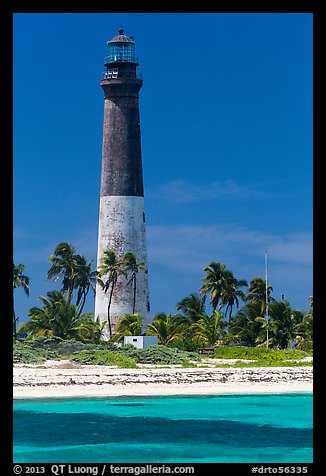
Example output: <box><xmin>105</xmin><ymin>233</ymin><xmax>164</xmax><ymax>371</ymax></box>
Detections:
<box><xmin>13</xmin><ymin>308</ymin><xmax>17</xmax><ymax>340</ymax></box>
<box><xmin>107</xmin><ymin>284</ymin><xmax>114</xmax><ymax>338</ymax></box>
<box><xmin>78</xmin><ymin>289</ymin><xmax>87</xmax><ymax>317</ymax></box>
<box><xmin>132</xmin><ymin>277</ymin><xmax>137</xmax><ymax>314</ymax></box>
<box><xmin>67</xmin><ymin>287</ymin><xmax>74</xmax><ymax>304</ymax></box>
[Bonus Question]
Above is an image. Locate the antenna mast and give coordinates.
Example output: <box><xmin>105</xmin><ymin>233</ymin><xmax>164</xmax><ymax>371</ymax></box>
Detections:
<box><xmin>265</xmin><ymin>249</ymin><xmax>269</xmax><ymax>348</ymax></box>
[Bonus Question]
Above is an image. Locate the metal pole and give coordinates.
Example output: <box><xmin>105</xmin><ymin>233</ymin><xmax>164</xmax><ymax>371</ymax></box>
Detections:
<box><xmin>265</xmin><ymin>249</ymin><xmax>269</xmax><ymax>348</ymax></box>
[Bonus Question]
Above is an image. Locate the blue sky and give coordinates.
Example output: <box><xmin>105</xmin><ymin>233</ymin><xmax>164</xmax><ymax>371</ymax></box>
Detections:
<box><xmin>13</xmin><ymin>13</ymin><xmax>313</xmax><ymax>323</ymax></box>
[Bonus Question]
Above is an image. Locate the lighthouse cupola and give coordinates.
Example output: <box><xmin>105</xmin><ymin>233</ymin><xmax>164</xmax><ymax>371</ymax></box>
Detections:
<box><xmin>103</xmin><ymin>28</ymin><xmax>139</xmax><ymax>79</ymax></box>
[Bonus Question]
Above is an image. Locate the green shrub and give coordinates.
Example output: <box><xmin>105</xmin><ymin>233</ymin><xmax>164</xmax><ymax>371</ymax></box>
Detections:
<box><xmin>114</xmin><ymin>345</ymin><xmax>199</xmax><ymax>365</ymax></box>
<box><xmin>295</xmin><ymin>338</ymin><xmax>313</xmax><ymax>353</ymax></box>
<box><xmin>23</xmin><ymin>336</ymin><xmax>64</xmax><ymax>350</ymax></box>
<box><xmin>213</xmin><ymin>346</ymin><xmax>309</xmax><ymax>361</ymax></box>
<box><xmin>70</xmin><ymin>350</ymin><xmax>138</xmax><ymax>368</ymax></box>
<box><xmin>169</xmin><ymin>337</ymin><xmax>201</xmax><ymax>352</ymax></box>
<box><xmin>214</xmin><ymin>359</ymin><xmax>313</xmax><ymax>368</ymax></box>
<box><xmin>13</xmin><ymin>342</ymin><xmax>49</xmax><ymax>364</ymax></box>
<box><xmin>24</xmin><ymin>336</ymin><xmax>106</xmax><ymax>356</ymax></box>
<box><xmin>13</xmin><ymin>338</ymin><xmax>114</xmax><ymax>365</ymax></box>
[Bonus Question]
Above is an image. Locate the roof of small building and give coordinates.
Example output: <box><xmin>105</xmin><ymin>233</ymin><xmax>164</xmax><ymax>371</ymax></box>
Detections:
<box><xmin>107</xmin><ymin>28</ymin><xmax>135</xmax><ymax>44</ymax></box>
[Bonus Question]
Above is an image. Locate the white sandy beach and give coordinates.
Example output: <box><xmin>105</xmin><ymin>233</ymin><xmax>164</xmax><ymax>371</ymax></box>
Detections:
<box><xmin>13</xmin><ymin>360</ymin><xmax>313</xmax><ymax>399</ymax></box>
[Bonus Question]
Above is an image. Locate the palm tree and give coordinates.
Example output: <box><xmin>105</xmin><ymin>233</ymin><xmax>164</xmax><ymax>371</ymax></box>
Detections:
<box><xmin>200</xmin><ymin>261</ymin><xmax>247</xmax><ymax>320</ymax></box>
<box><xmin>97</xmin><ymin>250</ymin><xmax>125</xmax><ymax>338</ymax></box>
<box><xmin>308</xmin><ymin>295</ymin><xmax>313</xmax><ymax>309</ymax></box>
<box><xmin>191</xmin><ymin>311</ymin><xmax>226</xmax><ymax>347</ymax></box>
<box><xmin>174</xmin><ymin>293</ymin><xmax>207</xmax><ymax>345</ymax></box>
<box><xmin>290</xmin><ymin>309</ymin><xmax>306</xmax><ymax>350</ymax></box>
<box><xmin>200</xmin><ymin>262</ymin><xmax>227</xmax><ymax>311</ymax></box>
<box><xmin>228</xmin><ymin>301</ymin><xmax>263</xmax><ymax>346</ymax></box>
<box><xmin>47</xmin><ymin>242</ymin><xmax>77</xmax><ymax>302</ymax></box>
<box><xmin>219</xmin><ymin>269</ymin><xmax>247</xmax><ymax>320</ymax></box>
<box><xmin>13</xmin><ymin>263</ymin><xmax>30</xmax><ymax>339</ymax></box>
<box><xmin>175</xmin><ymin>293</ymin><xmax>206</xmax><ymax>324</ymax></box>
<box><xmin>48</xmin><ymin>242</ymin><xmax>96</xmax><ymax>314</ymax></box>
<box><xmin>71</xmin><ymin>313</ymin><xmax>104</xmax><ymax>343</ymax></box>
<box><xmin>245</xmin><ymin>277</ymin><xmax>275</xmax><ymax>316</ymax></box>
<box><xmin>122</xmin><ymin>252</ymin><xmax>147</xmax><ymax>314</ymax></box>
<box><xmin>255</xmin><ymin>300</ymin><xmax>297</xmax><ymax>349</ymax></box>
<box><xmin>74</xmin><ymin>254</ymin><xmax>97</xmax><ymax>316</ymax></box>
<box><xmin>18</xmin><ymin>290</ymin><xmax>102</xmax><ymax>343</ymax></box>
<box><xmin>146</xmin><ymin>313</ymin><xmax>183</xmax><ymax>346</ymax></box>
<box><xmin>112</xmin><ymin>313</ymin><xmax>143</xmax><ymax>343</ymax></box>
<box><xmin>294</xmin><ymin>296</ymin><xmax>313</xmax><ymax>351</ymax></box>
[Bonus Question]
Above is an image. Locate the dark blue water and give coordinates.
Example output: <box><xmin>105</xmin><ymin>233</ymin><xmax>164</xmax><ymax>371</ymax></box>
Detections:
<box><xmin>14</xmin><ymin>393</ymin><xmax>313</xmax><ymax>463</ymax></box>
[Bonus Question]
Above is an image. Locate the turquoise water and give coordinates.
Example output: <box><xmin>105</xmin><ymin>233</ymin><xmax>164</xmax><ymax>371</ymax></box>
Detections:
<box><xmin>14</xmin><ymin>393</ymin><xmax>313</xmax><ymax>463</ymax></box>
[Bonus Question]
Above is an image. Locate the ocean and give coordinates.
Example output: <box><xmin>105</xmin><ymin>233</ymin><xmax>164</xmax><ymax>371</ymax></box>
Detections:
<box><xmin>13</xmin><ymin>393</ymin><xmax>313</xmax><ymax>463</ymax></box>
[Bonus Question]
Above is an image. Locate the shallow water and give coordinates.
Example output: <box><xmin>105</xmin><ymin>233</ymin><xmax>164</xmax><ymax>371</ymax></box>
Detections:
<box><xmin>13</xmin><ymin>393</ymin><xmax>313</xmax><ymax>463</ymax></box>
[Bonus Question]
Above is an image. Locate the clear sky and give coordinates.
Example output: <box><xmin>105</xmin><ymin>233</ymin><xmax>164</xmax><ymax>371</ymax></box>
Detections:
<box><xmin>13</xmin><ymin>12</ymin><xmax>313</xmax><ymax>324</ymax></box>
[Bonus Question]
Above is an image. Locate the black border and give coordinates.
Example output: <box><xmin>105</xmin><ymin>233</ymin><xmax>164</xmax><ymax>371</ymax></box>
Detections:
<box><xmin>2</xmin><ymin>1</ymin><xmax>321</xmax><ymax>474</ymax></box>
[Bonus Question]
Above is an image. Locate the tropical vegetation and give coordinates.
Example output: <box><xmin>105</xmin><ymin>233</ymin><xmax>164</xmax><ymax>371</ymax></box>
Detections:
<box><xmin>47</xmin><ymin>242</ymin><xmax>96</xmax><ymax>313</ymax></box>
<box><xmin>18</xmin><ymin>290</ymin><xmax>103</xmax><ymax>343</ymax></box>
<box><xmin>14</xmin><ymin>245</ymin><xmax>313</xmax><ymax>367</ymax></box>
<box><xmin>200</xmin><ymin>262</ymin><xmax>247</xmax><ymax>319</ymax></box>
<box><xmin>13</xmin><ymin>336</ymin><xmax>311</xmax><ymax>368</ymax></box>
<box><xmin>112</xmin><ymin>313</ymin><xmax>143</xmax><ymax>342</ymax></box>
<box><xmin>13</xmin><ymin>263</ymin><xmax>30</xmax><ymax>339</ymax></box>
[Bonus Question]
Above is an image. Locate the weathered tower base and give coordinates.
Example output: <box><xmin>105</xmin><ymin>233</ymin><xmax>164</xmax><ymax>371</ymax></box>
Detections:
<box><xmin>95</xmin><ymin>196</ymin><xmax>150</xmax><ymax>338</ymax></box>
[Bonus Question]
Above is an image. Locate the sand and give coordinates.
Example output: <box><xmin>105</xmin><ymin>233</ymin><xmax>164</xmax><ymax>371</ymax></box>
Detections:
<box><xmin>13</xmin><ymin>361</ymin><xmax>313</xmax><ymax>399</ymax></box>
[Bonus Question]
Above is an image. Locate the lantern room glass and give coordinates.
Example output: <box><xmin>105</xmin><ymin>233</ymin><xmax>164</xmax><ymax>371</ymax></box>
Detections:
<box><xmin>107</xmin><ymin>43</ymin><xmax>137</xmax><ymax>63</ymax></box>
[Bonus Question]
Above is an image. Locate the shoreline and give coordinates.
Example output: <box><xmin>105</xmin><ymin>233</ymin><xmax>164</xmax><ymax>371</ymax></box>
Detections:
<box><xmin>13</xmin><ymin>363</ymin><xmax>313</xmax><ymax>399</ymax></box>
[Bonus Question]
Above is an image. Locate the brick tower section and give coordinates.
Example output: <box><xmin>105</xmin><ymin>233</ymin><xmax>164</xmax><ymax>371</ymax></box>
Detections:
<box><xmin>94</xmin><ymin>31</ymin><xmax>150</xmax><ymax>339</ymax></box>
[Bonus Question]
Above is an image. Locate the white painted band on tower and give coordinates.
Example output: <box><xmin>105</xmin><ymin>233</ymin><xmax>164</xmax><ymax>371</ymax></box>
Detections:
<box><xmin>95</xmin><ymin>196</ymin><xmax>150</xmax><ymax>338</ymax></box>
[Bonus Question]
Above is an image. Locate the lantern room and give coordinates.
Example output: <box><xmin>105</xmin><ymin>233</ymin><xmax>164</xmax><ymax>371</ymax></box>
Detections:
<box><xmin>104</xmin><ymin>28</ymin><xmax>138</xmax><ymax>65</ymax></box>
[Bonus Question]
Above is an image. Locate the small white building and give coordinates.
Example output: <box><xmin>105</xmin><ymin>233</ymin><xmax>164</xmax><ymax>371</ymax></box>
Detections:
<box><xmin>124</xmin><ymin>335</ymin><xmax>158</xmax><ymax>349</ymax></box>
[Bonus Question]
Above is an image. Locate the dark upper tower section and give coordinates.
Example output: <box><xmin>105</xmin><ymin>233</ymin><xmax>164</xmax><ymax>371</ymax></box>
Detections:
<box><xmin>100</xmin><ymin>29</ymin><xmax>144</xmax><ymax>197</ymax></box>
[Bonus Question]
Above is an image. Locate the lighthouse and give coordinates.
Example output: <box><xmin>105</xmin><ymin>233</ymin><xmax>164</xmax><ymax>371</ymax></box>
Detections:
<box><xmin>94</xmin><ymin>29</ymin><xmax>150</xmax><ymax>338</ymax></box>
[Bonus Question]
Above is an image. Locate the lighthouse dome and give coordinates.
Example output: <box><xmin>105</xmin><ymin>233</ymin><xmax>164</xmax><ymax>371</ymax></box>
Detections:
<box><xmin>107</xmin><ymin>28</ymin><xmax>135</xmax><ymax>44</ymax></box>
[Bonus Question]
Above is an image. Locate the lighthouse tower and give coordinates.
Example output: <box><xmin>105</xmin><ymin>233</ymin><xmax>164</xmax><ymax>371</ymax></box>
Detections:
<box><xmin>94</xmin><ymin>29</ymin><xmax>150</xmax><ymax>338</ymax></box>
